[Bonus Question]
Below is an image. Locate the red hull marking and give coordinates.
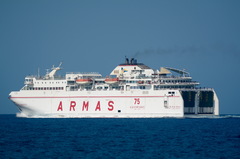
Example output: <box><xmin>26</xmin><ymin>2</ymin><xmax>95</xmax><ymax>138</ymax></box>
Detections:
<box><xmin>70</xmin><ymin>101</ymin><xmax>76</xmax><ymax>111</ymax></box>
<box><xmin>108</xmin><ymin>101</ymin><xmax>114</xmax><ymax>111</ymax></box>
<box><xmin>82</xmin><ymin>101</ymin><xmax>89</xmax><ymax>111</ymax></box>
<box><xmin>57</xmin><ymin>101</ymin><xmax>63</xmax><ymax>111</ymax></box>
<box><xmin>10</xmin><ymin>96</ymin><xmax>180</xmax><ymax>99</ymax></box>
<box><xmin>95</xmin><ymin>101</ymin><xmax>101</xmax><ymax>111</ymax></box>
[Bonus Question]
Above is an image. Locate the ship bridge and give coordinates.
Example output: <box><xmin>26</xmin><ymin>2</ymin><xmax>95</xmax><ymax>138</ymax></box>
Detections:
<box><xmin>110</xmin><ymin>57</ymin><xmax>154</xmax><ymax>78</ymax></box>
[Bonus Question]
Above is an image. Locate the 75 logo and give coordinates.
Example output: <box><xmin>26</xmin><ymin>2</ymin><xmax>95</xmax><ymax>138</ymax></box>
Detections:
<box><xmin>134</xmin><ymin>98</ymin><xmax>140</xmax><ymax>104</ymax></box>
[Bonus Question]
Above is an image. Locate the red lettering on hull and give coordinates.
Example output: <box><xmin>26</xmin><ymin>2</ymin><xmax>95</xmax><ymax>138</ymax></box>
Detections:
<box><xmin>57</xmin><ymin>100</ymin><xmax>115</xmax><ymax>112</ymax></box>
<box><xmin>57</xmin><ymin>101</ymin><xmax>63</xmax><ymax>111</ymax></box>
<box><xmin>108</xmin><ymin>101</ymin><xmax>114</xmax><ymax>111</ymax></box>
<box><xmin>95</xmin><ymin>101</ymin><xmax>101</xmax><ymax>111</ymax></box>
<box><xmin>70</xmin><ymin>101</ymin><xmax>76</xmax><ymax>111</ymax></box>
<box><xmin>82</xmin><ymin>101</ymin><xmax>89</xmax><ymax>111</ymax></box>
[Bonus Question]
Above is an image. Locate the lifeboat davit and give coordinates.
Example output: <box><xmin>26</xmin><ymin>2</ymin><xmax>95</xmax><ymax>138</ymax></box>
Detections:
<box><xmin>76</xmin><ymin>78</ymin><xmax>92</xmax><ymax>84</ymax></box>
<box><xmin>105</xmin><ymin>78</ymin><xmax>119</xmax><ymax>84</ymax></box>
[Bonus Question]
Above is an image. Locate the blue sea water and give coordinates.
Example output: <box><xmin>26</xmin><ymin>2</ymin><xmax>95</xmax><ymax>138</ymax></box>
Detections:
<box><xmin>0</xmin><ymin>115</ymin><xmax>240</xmax><ymax>159</ymax></box>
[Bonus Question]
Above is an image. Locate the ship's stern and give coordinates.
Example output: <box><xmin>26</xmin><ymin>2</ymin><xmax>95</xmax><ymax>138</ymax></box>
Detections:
<box><xmin>181</xmin><ymin>89</ymin><xmax>219</xmax><ymax>116</ymax></box>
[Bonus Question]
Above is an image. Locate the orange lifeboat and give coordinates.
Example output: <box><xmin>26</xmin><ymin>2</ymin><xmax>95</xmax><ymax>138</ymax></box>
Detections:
<box><xmin>138</xmin><ymin>81</ymin><xmax>144</xmax><ymax>84</ymax></box>
<box><xmin>76</xmin><ymin>78</ymin><xmax>92</xmax><ymax>84</ymax></box>
<box><xmin>105</xmin><ymin>78</ymin><xmax>119</xmax><ymax>84</ymax></box>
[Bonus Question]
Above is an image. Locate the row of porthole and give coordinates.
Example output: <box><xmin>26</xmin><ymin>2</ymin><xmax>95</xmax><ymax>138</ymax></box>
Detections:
<box><xmin>34</xmin><ymin>81</ymin><xmax>66</xmax><ymax>84</ymax></box>
<box><xmin>28</xmin><ymin>87</ymin><xmax>64</xmax><ymax>90</ymax></box>
<box><xmin>130</xmin><ymin>86</ymin><xmax>146</xmax><ymax>89</ymax></box>
<box><xmin>160</xmin><ymin>80</ymin><xmax>190</xmax><ymax>83</ymax></box>
<box><xmin>154</xmin><ymin>86</ymin><xmax>193</xmax><ymax>89</ymax></box>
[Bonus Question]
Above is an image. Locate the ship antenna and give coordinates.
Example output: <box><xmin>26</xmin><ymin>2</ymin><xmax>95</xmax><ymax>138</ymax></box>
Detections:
<box><xmin>38</xmin><ymin>67</ymin><xmax>40</xmax><ymax>78</ymax></box>
<box><xmin>46</xmin><ymin>69</ymin><xmax>49</xmax><ymax>74</ymax></box>
<box><xmin>58</xmin><ymin>62</ymin><xmax>63</xmax><ymax>68</ymax></box>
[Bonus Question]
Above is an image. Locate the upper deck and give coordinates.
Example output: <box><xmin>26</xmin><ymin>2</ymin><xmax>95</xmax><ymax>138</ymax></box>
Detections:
<box><xmin>22</xmin><ymin>58</ymin><xmax>201</xmax><ymax>91</ymax></box>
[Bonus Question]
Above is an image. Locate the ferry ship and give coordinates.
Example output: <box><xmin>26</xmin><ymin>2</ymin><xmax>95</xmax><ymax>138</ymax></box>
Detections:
<box><xmin>9</xmin><ymin>58</ymin><xmax>219</xmax><ymax>118</ymax></box>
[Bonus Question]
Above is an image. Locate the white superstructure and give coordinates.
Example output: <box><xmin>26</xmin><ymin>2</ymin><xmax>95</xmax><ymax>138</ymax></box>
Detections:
<box><xmin>9</xmin><ymin>58</ymin><xmax>219</xmax><ymax>118</ymax></box>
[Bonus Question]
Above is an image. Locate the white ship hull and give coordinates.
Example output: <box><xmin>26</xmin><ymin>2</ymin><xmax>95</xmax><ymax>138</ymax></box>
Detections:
<box><xmin>9</xmin><ymin>90</ymin><xmax>184</xmax><ymax>118</ymax></box>
<box><xmin>9</xmin><ymin>58</ymin><xmax>219</xmax><ymax>118</ymax></box>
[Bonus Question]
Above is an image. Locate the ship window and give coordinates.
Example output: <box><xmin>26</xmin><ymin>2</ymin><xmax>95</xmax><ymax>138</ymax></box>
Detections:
<box><xmin>118</xmin><ymin>110</ymin><xmax>121</xmax><ymax>113</ymax></box>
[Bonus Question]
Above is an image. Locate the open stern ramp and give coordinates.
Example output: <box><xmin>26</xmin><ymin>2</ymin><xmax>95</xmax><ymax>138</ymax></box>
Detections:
<box><xmin>181</xmin><ymin>89</ymin><xmax>219</xmax><ymax>115</ymax></box>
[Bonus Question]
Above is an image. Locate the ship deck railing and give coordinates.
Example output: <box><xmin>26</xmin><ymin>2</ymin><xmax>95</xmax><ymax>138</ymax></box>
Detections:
<box><xmin>157</xmin><ymin>81</ymin><xmax>199</xmax><ymax>85</ymax></box>
<box><xmin>179</xmin><ymin>87</ymin><xmax>213</xmax><ymax>91</ymax></box>
<box><xmin>66</xmin><ymin>72</ymin><xmax>100</xmax><ymax>75</ymax></box>
<box><xmin>154</xmin><ymin>87</ymin><xmax>213</xmax><ymax>91</ymax></box>
<box><xmin>153</xmin><ymin>75</ymin><xmax>191</xmax><ymax>78</ymax></box>
<box><xmin>26</xmin><ymin>75</ymin><xmax>66</xmax><ymax>80</ymax></box>
<box><xmin>136</xmin><ymin>81</ymin><xmax>199</xmax><ymax>85</ymax></box>
<box><xmin>118</xmin><ymin>76</ymin><xmax>192</xmax><ymax>80</ymax></box>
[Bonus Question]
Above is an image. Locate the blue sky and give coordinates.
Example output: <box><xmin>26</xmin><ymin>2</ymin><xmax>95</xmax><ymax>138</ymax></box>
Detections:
<box><xmin>0</xmin><ymin>0</ymin><xmax>240</xmax><ymax>114</ymax></box>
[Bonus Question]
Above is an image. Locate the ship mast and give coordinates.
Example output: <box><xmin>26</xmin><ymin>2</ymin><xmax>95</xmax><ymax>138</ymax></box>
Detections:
<box><xmin>45</xmin><ymin>62</ymin><xmax>62</xmax><ymax>80</ymax></box>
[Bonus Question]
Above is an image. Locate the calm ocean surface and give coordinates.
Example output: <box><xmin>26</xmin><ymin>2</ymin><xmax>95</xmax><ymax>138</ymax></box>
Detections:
<box><xmin>0</xmin><ymin>114</ymin><xmax>240</xmax><ymax>159</ymax></box>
